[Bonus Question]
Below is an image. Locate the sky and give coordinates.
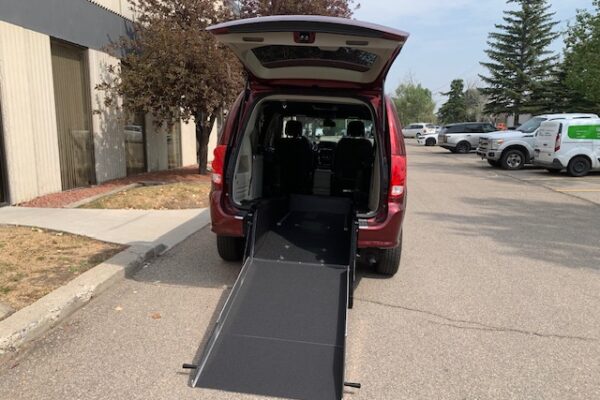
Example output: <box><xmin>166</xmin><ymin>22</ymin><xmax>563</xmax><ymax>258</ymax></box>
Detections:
<box><xmin>353</xmin><ymin>0</ymin><xmax>595</xmax><ymax>107</ymax></box>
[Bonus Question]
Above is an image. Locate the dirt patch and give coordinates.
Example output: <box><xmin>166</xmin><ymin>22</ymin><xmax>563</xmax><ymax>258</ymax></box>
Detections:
<box><xmin>0</xmin><ymin>226</ymin><xmax>125</xmax><ymax>312</ymax></box>
<box><xmin>80</xmin><ymin>182</ymin><xmax>211</xmax><ymax>210</ymax></box>
<box><xmin>20</xmin><ymin>165</ymin><xmax>210</xmax><ymax>208</ymax></box>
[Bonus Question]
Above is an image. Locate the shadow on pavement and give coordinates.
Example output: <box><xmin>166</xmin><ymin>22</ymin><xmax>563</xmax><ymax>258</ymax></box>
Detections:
<box><xmin>132</xmin><ymin>224</ymin><xmax>241</xmax><ymax>288</ymax></box>
<box><xmin>421</xmin><ymin>196</ymin><xmax>600</xmax><ymax>271</ymax></box>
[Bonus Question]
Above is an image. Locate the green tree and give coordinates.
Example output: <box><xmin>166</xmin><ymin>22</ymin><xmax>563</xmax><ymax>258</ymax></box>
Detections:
<box><xmin>99</xmin><ymin>0</ymin><xmax>244</xmax><ymax>174</ymax></box>
<box><xmin>437</xmin><ymin>79</ymin><xmax>467</xmax><ymax>124</ymax></box>
<box><xmin>392</xmin><ymin>80</ymin><xmax>436</xmax><ymax>124</ymax></box>
<box><xmin>101</xmin><ymin>0</ymin><xmax>359</xmax><ymax>174</ymax></box>
<box><xmin>464</xmin><ymin>85</ymin><xmax>487</xmax><ymax>122</ymax></box>
<box><xmin>479</xmin><ymin>0</ymin><xmax>559</xmax><ymax>124</ymax></box>
<box><xmin>563</xmin><ymin>0</ymin><xmax>600</xmax><ymax>112</ymax></box>
<box><xmin>238</xmin><ymin>0</ymin><xmax>358</xmax><ymax>18</ymax></box>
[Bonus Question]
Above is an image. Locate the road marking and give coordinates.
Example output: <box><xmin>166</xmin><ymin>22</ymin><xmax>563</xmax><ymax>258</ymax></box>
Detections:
<box><xmin>554</xmin><ymin>188</ymin><xmax>600</xmax><ymax>193</ymax></box>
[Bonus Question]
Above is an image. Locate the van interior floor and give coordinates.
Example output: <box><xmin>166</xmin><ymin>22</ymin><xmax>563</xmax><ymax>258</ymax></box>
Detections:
<box><xmin>192</xmin><ymin>195</ymin><xmax>355</xmax><ymax>400</ymax></box>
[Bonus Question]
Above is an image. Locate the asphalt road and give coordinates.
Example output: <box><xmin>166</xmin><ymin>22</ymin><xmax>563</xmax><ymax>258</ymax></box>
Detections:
<box><xmin>1</xmin><ymin>143</ymin><xmax>599</xmax><ymax>400</ymax></box>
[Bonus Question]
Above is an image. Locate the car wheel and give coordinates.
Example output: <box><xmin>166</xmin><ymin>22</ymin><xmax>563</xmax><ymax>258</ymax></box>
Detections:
<box><xmin>455</xmin><ymin>141</ymin><xmax>471</xmax><ymax>154</ymax></box>
<box><xmin>567</xmin><ymin>156</ymin><xmax>591</xmax><ymax>177</ymax></box>
<box><xmin>500</xmin><ymin>149</ymin><xmax>525</xmax><ymax>170</ymax></box>
<box><xmin>375</xmin><ymin>232</ymin><xmax>402</xmax><ymax>276</ymax></box>
<box><xmin>425</xmin><ymin>138</ymin><xmax>436</xmax><ymax>146</ymax></box>
<box><xmin>487</xmin><ymin>159</ymin><xmax>500</xmax><ymax>167</ymax></box>
<box><xmin>216</xmin><ymin>235</ymin><xmax>245</xmax><ymax>262</ymax></box>
<box><xmin>546</xmin><ymin>168</ymin><xmax>562</xmax><ymax>174</ymax></box>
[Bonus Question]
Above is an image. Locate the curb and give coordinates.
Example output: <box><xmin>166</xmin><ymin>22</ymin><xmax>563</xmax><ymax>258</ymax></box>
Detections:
<box><xmin>0</xmin><ymin>243</ymin><xmax>166</xmax><ymax>355</ymax></box>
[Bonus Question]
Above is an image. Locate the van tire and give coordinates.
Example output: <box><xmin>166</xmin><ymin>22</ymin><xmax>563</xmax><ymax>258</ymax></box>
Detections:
<box><xmin>500</xmin><ymin>149</ymin><xmax>525</xmax><ymax>170</ymax></box>
<box><xmin>567</xmin><ymin>156</ymin><xmax>591</xmax><ymax>177</ymax></box>
<box><xmin>487</xmin><ymin>159</ymin><xmax>500</xmax><ymax>167</ymax></box>
<box><xmin>455</xmin><ymin>141</ymin><xmax>471</xmax><ymax>154</ymax></box>
<box><xmin>216</xmin><ymin>235</ymin><xmax>245</xmax><ymax>262</ymax></box>
<box><xmin>375</xmin><ymin>233</ymin><xmax>402</xmax><ymax>276</ymax></box>
<box><xmin>546</xmin><ymin>168</ymin><xmax>561</xmax><ymax>174</ymax></box>
<box><xmin>425</xmin><ymin>137</ymin><xmax>436</xmax><ymax>146</ymax></box>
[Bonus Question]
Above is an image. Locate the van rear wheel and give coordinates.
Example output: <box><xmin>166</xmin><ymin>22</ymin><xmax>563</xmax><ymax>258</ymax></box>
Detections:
<box><xmin>425</xmin><ymin>138</ymin><xmax>436</xmax><ymax>146</ymax></box>
<box><xmin>216</xmin><ymin>235</ymin><xmax>245</xmax><ymax>262</ymax></box>
<box><xmin>567</xmin><ymin>156</ymin><xmax>591</xmax><ymax>177</ymax></box>
<box><xmin>375</xmin><ymin>232</ymin><xmax>402</xmax><ymax>276</ymax></box>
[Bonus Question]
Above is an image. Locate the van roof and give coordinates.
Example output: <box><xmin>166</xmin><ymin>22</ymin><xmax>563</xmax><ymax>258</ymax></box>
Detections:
<box><xmin>444</xmin><ymin>122</ymin><xmax>487</xmax><ymax>126</ymax></box>
<box><xmin>536</xmin><ymin>113</ymin><xmax>599</xmax><ymax>119</ymax></box>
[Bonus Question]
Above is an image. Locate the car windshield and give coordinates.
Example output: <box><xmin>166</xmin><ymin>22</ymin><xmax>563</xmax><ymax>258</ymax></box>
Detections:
<box><xmin>517</xmin><ymin>117</ymin><xmax>547</xmax><ymax>133</ymax></box>
<box><xmin>283</xmin><ymin>117</ymin><xmax>373</xmax><ymax>143</ymax></box>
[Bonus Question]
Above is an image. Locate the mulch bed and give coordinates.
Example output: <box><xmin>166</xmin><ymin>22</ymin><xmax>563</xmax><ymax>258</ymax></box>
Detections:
<box><xmin>20</xmin><ymin>165</ymin><xmax>211</xmax><ymax>208</ymax></box>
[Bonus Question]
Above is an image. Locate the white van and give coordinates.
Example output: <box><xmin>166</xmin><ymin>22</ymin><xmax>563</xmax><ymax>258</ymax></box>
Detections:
<box><xmin>534</xmin><ymin>119</ymin><xmax>600</xmax><ymax>176</ymax></box>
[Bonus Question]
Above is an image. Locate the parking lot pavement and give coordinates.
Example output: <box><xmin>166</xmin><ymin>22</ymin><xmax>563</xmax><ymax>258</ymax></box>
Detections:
<box><xmin>1</xmin><ymin>142</ymin><xmax>599</xmax><ymax>399</ymax></box>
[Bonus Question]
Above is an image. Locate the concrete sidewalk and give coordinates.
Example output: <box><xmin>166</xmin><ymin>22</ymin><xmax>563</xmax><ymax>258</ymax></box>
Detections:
<box><xmin>0</xmin><ymin>207</ymin><xmax>210</xmax><ymax>249</ymax></box>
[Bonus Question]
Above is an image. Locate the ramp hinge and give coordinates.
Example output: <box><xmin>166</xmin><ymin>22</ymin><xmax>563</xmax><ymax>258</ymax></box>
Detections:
<box><xmin>344</xmin><ymin>382</ymin><xmax>362</xmax><ymax>389</ymax></box>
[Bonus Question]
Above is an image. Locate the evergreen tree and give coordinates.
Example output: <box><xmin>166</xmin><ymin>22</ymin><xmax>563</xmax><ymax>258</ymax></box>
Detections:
<box><xmin>437</xmin><ymin>79</ymin><xmax>467</xmax><ymax>124</ymax></box>
<box><xmin>479</xmin><ymin>0</ymin><xmax>559</xmax><ymax>124</ymax></box>
<box><xmin>563</xmin><ymin>0</ymin><xmax>600</xmax><ymax>113</ymax></box>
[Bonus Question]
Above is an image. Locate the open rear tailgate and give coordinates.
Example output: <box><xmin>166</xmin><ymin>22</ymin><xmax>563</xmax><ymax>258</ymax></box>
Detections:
<box><xmin>207</xmin><ymin>15</ymin><xmax>408</xmax><ymax>89</ymax></box>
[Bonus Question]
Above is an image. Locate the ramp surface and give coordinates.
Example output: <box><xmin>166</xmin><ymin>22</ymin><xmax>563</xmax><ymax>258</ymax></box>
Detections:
<box><xmin>193</xmin><ymin>196</ymin><xmax>353</xmax><ymax>400</ymax></box>
<box><xmin>194</xmin><ymin>259</ymin><xmax>347</xmax><ymax>400</ymax></box>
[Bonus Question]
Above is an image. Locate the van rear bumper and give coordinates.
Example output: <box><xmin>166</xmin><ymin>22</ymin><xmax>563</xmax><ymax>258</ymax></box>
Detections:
<box><xmin>357</xmin><ymin>202</ymin><xmax>405</xmax><ymax>249</ymax></box>
<box><xmin>211</xmin><ymin>190</ymin><xmax>405</xmax><ymax>249</ymax></box>
<box><xmin>532</xmin><ymin>158</ymin><xmax>564</xmax><ymax>169</ymax></box>
<box><xmin>210</xmin><ymin>190</ymin><xmax>244</xmax><ymax>237</ymax></box>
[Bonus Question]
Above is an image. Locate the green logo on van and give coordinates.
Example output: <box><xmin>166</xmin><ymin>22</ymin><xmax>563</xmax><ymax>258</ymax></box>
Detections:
<box><xmin>567</xmin><ymin>125</ymin><xmax>600</xmax><ymax>140</ymax></box>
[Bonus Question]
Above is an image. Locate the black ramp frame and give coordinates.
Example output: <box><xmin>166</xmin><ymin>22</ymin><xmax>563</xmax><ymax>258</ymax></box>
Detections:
<box><xmin>192</xmin><ymin>195</ymin><xmax>355</xmax><ymax>400</ymax></box>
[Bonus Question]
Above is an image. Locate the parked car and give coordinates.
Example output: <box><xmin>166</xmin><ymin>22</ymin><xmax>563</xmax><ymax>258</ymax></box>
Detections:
<box><xmin>533</xmin><ymin>118</ymin><xmax>600</xmax><ymax>176</ymax></box>
<box><xmin>417</xmin><ymin>132</ymin><xmax>438</xmax><ymax>146</ymax></box>
<box><xmin>403</xmin><ymin>123</ymin><xmax>437</xmax><ymax>138</ymax></box>
<box><xmin>438</xmin><ymin>122</ymin><xmax>497</xmax><ymax>153</ymax></box>
<box><xmin>477</xmin><ymin>113</ymin><xmax>598</xmax><ymax>170</ymax></box>
<box><xmin>207</xmin><ymin>15</ymin><xmax>408</xmax><ymax>275</ymax></box>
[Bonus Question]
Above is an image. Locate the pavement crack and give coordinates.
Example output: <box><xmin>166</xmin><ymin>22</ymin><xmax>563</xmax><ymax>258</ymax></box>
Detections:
<box><xmin>355</xmin><ymin>297</ymin><xmax>598</xmax><ymax>342</ymax></box>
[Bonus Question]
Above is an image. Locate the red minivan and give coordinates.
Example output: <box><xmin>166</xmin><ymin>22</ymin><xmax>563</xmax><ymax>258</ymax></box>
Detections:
<box><xmin>208</xmin><ymin>15</ymin><xmax>408</xmax><ymax>275</ymax></box>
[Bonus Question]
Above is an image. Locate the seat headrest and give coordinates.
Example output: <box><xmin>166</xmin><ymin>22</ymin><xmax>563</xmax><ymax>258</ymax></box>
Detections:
<box><xmin>285</xmin><ymin>120</ymin><xmax>303</xmax><ymax>138</ymax></box>
<box><xmin>347</xmin><ymin>121</ymin><xmax>365</xmax><ymax>138</ymax></box>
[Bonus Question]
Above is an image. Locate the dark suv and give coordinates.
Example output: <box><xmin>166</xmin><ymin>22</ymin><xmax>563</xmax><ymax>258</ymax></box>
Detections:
<box><xmin>208</xmin><ymin>15</ymin><xmax>409</xmax><ymax>275</ymax></box>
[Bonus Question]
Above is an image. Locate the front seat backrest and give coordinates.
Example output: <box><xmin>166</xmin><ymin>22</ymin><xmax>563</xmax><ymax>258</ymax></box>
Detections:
<box><xmin>333</xmin><ymin>121</ymin><xmax>373</xmax><ymax>200</ymax></box>
<box><xmin>275</xmin><ymin>120</ymin><xmax>313</xmax><ymax>194</ymax></box>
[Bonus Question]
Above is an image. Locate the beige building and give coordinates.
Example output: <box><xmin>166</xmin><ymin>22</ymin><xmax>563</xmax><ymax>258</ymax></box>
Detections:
<box><xmin>0</xmin><ymin>0</ymin><xmax>202</xmax><ymax>205</ymax></box>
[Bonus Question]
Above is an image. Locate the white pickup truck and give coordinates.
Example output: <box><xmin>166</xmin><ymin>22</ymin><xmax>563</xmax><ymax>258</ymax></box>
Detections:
<box><xmin>477</xmin><ymin>113</ymin><xmax>598</xmax><ymax>170</ymax></box>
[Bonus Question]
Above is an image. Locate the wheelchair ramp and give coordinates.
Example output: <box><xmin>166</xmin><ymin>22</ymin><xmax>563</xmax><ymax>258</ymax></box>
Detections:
<box><xmin>192</xmin><ymin>196</ymin><xmax>355</xmax><ymax>400</ymax></box>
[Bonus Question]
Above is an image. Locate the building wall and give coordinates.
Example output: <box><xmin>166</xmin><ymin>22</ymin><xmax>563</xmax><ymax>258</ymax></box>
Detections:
<box><xmin>0</xmin><ymin>21</ymin><xmax>62</xmax><ymax>204</ymax></box>
<box><xmin>0</xmin><ymin>0</ymin><xmax>134</xmax><ymax>53</ymax></box>
<box><xmin>145</xmin><ymin>115</ymin><xmax>169</xmax><ymax>172</ymax></box>
<box><xmin>88</xmin><ymin>0</ymin><xmax>136</xmax><ymax>20</ymax></box>
<box><xmin>88</xmin><ymin>49</ymin><xmax>127</xmax><ymax>183</ymax></box>
<box><xmin>181</xmin><ymin>119</ymin><xmax>198</xmax><ymax>166</ymax></box>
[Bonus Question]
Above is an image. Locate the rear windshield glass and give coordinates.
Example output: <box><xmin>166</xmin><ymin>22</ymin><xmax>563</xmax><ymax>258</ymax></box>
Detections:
<box><xmin>444</xmin><ymin>125</ymin><xmax>466</xmax><ymax>133</ymax></box>
<box><xmin>252</xmin><ymin>45</ymin><xmax>378</xmax><ymax>72</ymax></box>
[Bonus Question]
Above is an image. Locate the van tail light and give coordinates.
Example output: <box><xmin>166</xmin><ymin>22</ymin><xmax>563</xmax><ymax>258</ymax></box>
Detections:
<box><xmin>389</xmin><ymin>155</ymin><xmax>406</xmax><ymax>202</ymax></box>
<box><xmin>211</xmin><ymin>145</ymin><xmax>227</xmax><ymax>189</ymax></box>
<box><xmin>554</xmin><ymin>124</ymin><xmax>562</xmax><ymax>152</ymax></box>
